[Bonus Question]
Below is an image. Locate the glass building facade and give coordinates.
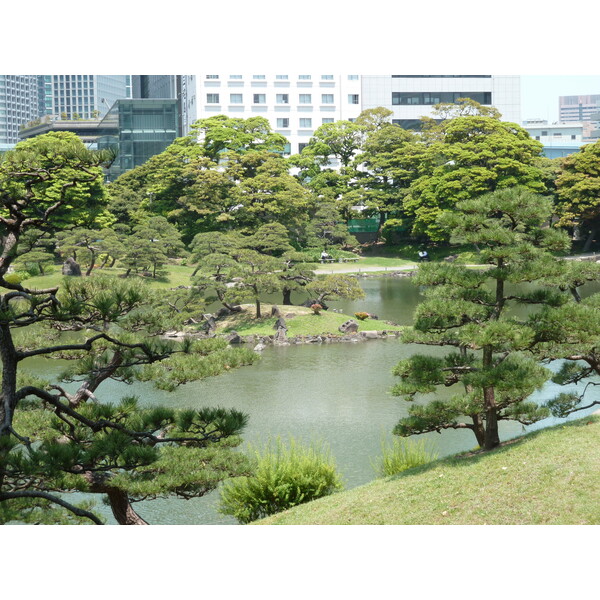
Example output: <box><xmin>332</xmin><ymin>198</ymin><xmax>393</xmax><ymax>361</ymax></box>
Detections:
<box><xmin>97</xmin><ymin>99</ymin><xmax>179</xmax><ymax>180</ymax></box>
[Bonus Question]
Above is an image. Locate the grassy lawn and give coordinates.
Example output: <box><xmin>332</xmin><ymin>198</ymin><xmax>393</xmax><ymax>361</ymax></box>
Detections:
<box><xmin>217</xmin><ymin>304</ymin><xmax>404</xmax><ymax>337</ymax></box>
<box><xmin>255</xmin><ymin>415</ymin><xmax>600</xmax><ymax>525</ymax></box>
<box><xmin>21</xmin><ymin>264</ymin><xmax>197</xmax><ymax>290</ymax></box>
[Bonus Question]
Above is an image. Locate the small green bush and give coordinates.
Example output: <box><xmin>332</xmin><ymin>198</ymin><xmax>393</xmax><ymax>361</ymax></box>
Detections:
<box><xmin>374</xmin><ymin>438</ymin><xmax>438</xmax><ymax>477</ymax></box>
<box><xmin>219</xmin><ymin>437</ymin><xmax>343</xmax><ymax>523</ymax></box>
<box><xmin>354</xmin><ymin>311</ymin><xmax>369</xmax><ymax>321</ymax></box>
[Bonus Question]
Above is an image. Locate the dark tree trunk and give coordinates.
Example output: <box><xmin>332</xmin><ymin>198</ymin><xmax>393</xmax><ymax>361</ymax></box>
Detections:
<box><xmin>106</xmin><ymin>489</ymin><xmax>149</xmax><ymax>525</ymax></box>
<box><xmin>582</xmin><ymin>227</ymin><xmax>598</xmax><ymax>253</ymax></box>
<box><xmin>85</xmin><ymin>250</ymin><xmax>95</xmax><ymax>277</ymax></box>
<box><xmin>282</xmin><ymin>287</ymin><xmax>293</xmax><ymax>305</ymax></box>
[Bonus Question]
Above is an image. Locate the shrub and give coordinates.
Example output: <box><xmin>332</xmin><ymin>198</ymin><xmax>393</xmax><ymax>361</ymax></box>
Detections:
<box><xmin>354</xmin><ymin>311</ymin><xmax>369</xmax><ymax>321</ymax></box>
<box><xmin>373</xmin><ymin>438</ymin><xmax>438</xmax><ymax>477</ymax></box>
<box><xmin>310</xmin><ymin>303</ymin><xmax>323</xmax><ymax>315</ymax></box>
<box><xmin>219</xmin><ymin>437</ymin><xmax>343</xmax><ymax>523</ymax></box>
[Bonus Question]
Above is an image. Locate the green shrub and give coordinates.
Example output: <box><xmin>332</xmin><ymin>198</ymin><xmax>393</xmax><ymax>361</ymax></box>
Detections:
<box><xmin>219</xmin><ymin>437</ymin><xmax>343</xmax><ymax>523</ymax></box>
<box><xmin>354</xmin><ymin>311</ymin><xmax>369</xmax><ymax>321</ymax></box>
<box><xmin>374</xmin><ymin>438</ymin><xmax>438</xmax><ymax>477</ymax></box>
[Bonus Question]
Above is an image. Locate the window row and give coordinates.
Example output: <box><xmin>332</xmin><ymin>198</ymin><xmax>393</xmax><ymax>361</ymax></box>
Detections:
<box><xmin>206</xmin><ymin>93</ymin><xmax>359</xmax><ymax>104</ymax></box>
<box><xmin>275</xmin><ymin>117</ymin><xmax>335</xmax><ymax>128</ymax></box>
<box><xmin>206</xmin><ymin>74</ymin><xmax>359</xmax><ymax>81</ymax></box>
<box><xmin>391</xmin><ymin>91</ymin><xmax>492</xmax><ymax>106</ymax></box>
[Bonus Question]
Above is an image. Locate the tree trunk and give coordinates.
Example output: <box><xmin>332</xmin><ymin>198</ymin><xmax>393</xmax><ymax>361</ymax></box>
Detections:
<box><xmin>482</xmin><ymin>346</ymin><xmax>500</xmax><ymax>451</ymax></box>
<box><xmin>255</xmin><ymin>297</ymin><xmax>261</xmax><ymax>319</ymax></box>
<box><xmin>106</xmin><ymin>489</ymin><xmax>149</xmax><ymax>525</ymax></box>
<box><xmin>282</xmin><ymin>287</ymin><xmax>293</xmax><ymax>305</ymax></box>
<box><xmin>85</xmin><ymin>250</ymin><xmax>95</xmax><ymax>277</ymax></box>
<box><xmin>582</xmin><ymin>227</ymin><xmax>598</xmax><ymax>253</ymax></box>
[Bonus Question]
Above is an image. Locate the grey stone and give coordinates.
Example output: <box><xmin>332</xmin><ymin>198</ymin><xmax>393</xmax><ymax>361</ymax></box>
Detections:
<box><xmin>226</xmin><ymin>331</ymin><xmax>243</xmax><ymax>344</ymax></box>
<box><xmin>62</xmin><ymin>257</ymin><xmax>81</xmax><ymax>276</ymax></box>
<box><xmin>339</xmin><ymin>319</ymin><xmax>359</xmax><ymax>334</ymax></box>
<box><xmin>273</xmin><ymin>317</ymin><xmax>287</xmax><ymax>330</ymax></box>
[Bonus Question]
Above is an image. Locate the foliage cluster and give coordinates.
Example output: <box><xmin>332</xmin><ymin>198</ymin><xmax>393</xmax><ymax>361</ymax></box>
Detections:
<box><xmin>218</xmin><ymin>437</ymin><xmax>343</xmax><ymax>524</ymax></box>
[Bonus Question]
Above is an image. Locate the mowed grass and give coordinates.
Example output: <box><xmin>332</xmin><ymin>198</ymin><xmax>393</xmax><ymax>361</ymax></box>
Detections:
<box><xmin>255</xmin><ymin>415</ymin><xmax>600</xmax><ymax>525</ymax></box>
<box><xmin>218</xmin><ymin>304</ymin><xmax>404</xmax><ymax>337</ymax></box>
<box><xmin>23</xmin><ymin>264</ymin><xmax>196</xmax><ymax>290</ymax></box>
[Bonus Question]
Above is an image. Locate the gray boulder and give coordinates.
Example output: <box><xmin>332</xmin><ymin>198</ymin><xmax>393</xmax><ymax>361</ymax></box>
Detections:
<box><xmin>62</xmin><ymin>257</ymin><xmax>81</xmax><ymax>276</ymax></box>
<box><xmin>339</xmin><ymin>319</ymin><xmax>359</xmax><ymax>334</ymax></box>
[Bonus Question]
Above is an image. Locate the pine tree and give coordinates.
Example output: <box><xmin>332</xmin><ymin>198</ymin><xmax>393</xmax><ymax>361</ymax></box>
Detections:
<box><xmin>1</xmin><ymin>134</ymin><xmax>259</xmax><ymax>525</ymax></box>
<box><xmin>392</xmin><ymin>186</ymin><xmax>573</xmax><ymax>450</ymax></box>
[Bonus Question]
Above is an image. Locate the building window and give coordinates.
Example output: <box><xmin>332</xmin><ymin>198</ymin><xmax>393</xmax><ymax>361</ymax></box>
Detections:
<box><xmin>253</xmin><ymin>94</ymin><xmax>266</xmax><ymax>104</ymax></box>
<box><xmin>276</xmin><ymin>75</ymin><xmax>288</xmax><ymax>80</ymax></box>
<box><xmin>230</xmin><ymin>94</ymin><xmax>243</xmax><ymax>103</ymax></box>
<box><xmin>572</xmin><ymin>134</ymin><xmax>577</xmax><ymax>139</ymax></box>
<box><xmin>206</xmin><ymin>93</ymin><xmax>219</xmax><ymax>103</ymax></box>
<box><xmin>229</xmin><ymin>74</ymin><xmax>243</xmax><ymax>79</ymax></box>
<box><xmin>348</xmin><ymin>94</ymin><xmax>359</xmax><ymax>104</ymax></box>
<box><xmin>322</xmin><ymin>118</ymin><xmax>334</xmax><ymax>124</ymax></box>
<box><xmin>299</xmin><ymin>142</ymin><xmax>308</xmax><ymax>152</ymax></box>
<box><xmin>348</xmin><ymin>75</ymin><xmax>359</xmax><ymax>80</ymax></box>
<box><xmin>206</xmin><ymin>75</ymin><xmax>219</xmax><ymax>79</ymax></box>
<box><xmin>391</xmin><ymin>91</ymin><xmax>492</xmax><ymax>105</ymax></box>
<box><xmin>321</xmin><ymin>75</ymin><xmax>334</xmax><ymax>80</ymax></box>
<box><xmin>321</xmin><ymin>94</ymin><xmax>334</xmax><ymax>104</ymax></box>
<box><xmin>298</xmin><ymin>75</ymin><xmax>311</xmax><ymax>80</ymax></box>
<box><xmin>541</xmin><ymin>130</ymin><xmax>548</xmax><ymax>136</ymax></box>
<box><xmin>277</xmin><ymin>118</ymin><xmax>289</xmax><ymax>128</ymax></box>
<box><xmin>299</xmin><ymin>94</ymin><xmax>312</xmax><ymax>104</ymax></box>
<box><xmin>253</xmin><ymin>75</ymin><xmax>266</xmax><ymax>80</ymax></box>
<box><xmin>300</xmin><ymin>118</ymin><xmax>312</xmax><ymax>128</ymax></box>
<box><xmin>276</xmin><ymin>94</ymin><xmax>289</xmax><ymax>104</ymax></box>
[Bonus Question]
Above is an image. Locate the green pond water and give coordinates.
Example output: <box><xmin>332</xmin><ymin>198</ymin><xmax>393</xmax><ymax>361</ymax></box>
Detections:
<box><xmin>23</xmin><ymin>275</ymin><xmax>600</xmax><ymax>525</ymax></box>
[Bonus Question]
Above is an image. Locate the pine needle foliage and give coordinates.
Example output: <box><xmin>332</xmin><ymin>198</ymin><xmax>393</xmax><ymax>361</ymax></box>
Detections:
<box><xmin>0</xmin><ymin>134</ymin><xmax>261</xmax><ymax>524</ymax></box>
<box><xmin>392</xmin><ymin>186</ymin><xmax>585</xmax><ymax>450</ymax></box>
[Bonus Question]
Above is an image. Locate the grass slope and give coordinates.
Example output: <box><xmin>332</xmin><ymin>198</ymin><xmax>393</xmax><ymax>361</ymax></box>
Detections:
<box><xmin>218</xmin><ymin>304</ymin><xmax>404</xmax><ymax>337</ymax></box>
<box><xmin>256</xmin><ymin>416</ymin><xmax>600</xmax><ymax>525</ymax></box>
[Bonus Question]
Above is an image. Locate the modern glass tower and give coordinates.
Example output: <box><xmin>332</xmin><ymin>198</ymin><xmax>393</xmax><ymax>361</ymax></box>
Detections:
<box><xmin>43</xmin><ymin>75</ymin><xmax>130</xmax><ymax>120</ymax></box>
<box><xmin>97</xmin><ymin>98</ymin><xmax>179</xmax><ymax>180</ymax></box>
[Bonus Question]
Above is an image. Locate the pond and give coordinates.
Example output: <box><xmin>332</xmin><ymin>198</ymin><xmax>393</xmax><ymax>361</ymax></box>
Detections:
<box><xmin>24</xmin><ymin>275</ymin><xmax>600</xmax><ymax>524</ymax></box>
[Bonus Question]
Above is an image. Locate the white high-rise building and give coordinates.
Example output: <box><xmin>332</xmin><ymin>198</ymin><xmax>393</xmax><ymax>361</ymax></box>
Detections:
<box><xmin>195</xmin><ymin>73</ymin><xmax>363</xmax><ymax>155</ymax></box>
<box><xmin>0</xmin><ymin>75</ymin><xmax>40</xmax><ymax>150</ymax></box>
<box><xmin>361</xmin><ymin>75</ymin><xmax>521</xmax><ymax>128</ymax></box>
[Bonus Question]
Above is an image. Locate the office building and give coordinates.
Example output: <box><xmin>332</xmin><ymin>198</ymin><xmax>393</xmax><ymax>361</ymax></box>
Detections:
<box><xmin>0</xmin><ymin>75</ymin><xmax>40</xmax><ymax>150</ymax></box>
<box><xmin>361</xmin><ymin>75</ymin><xmax>521</xmax><ymax>129</ymax></box>
<box><xmin>132</xmin><ymin>75</ymin><xmax>196</xmax><ymax>136</ymax></box>
<box><xmin>559</xmin><ymin>95</ymin><xmax>600</xmax><ymax>143</ymax></box>
<box><xmin>522</xmin><ymin>119</ymin><xmax>584</xmax><ymax>158</ymax></box>
<box><xmin>195</xmin><ymin>73</ymin><xmax>363</xmax><ymax>155</ymax></box>
<box><xmin>96</xmin><ymin>98</ymin><xmax>179</xmax><ymax>180</ymax></box>
<box><xmin>42</xmin><ymin>75</ymin><xmax>130</xmax><ymax>120</ymax></box>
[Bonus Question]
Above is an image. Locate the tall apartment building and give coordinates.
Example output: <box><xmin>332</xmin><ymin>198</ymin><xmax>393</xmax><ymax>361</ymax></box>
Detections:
<box><xmin>0</xmin><ymin>75</ymin><xmax>40</xmax><ymax>150</ymax></box>
<box><xmin>41</xmin><ymin>75</ymin><xmax>130</xmax><ymax>120</ymax></box>
<box><xmin>195</xmin><ymin>73</ymin><xmax>363</xmax><ymax>155</ymax></box>
<box><xmin>559</xmin><ymin>95</ymin><xmax>600</xmax><ymax>142</ymax></box>
<box><xmin>361</xmin><ymin>75</ymin><xmax>521</xmax><ymax>128</ymax></box>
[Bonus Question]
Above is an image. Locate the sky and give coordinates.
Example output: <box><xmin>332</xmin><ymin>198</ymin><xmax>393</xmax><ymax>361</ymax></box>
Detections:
<box><xmin>521</xmin><ymin>75</ymin><xmax>600</xmax><ymax>122</ymax></box>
